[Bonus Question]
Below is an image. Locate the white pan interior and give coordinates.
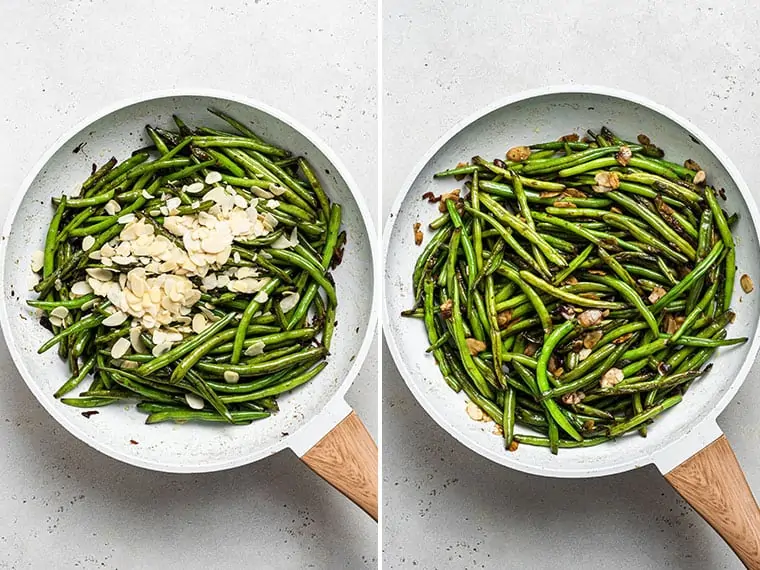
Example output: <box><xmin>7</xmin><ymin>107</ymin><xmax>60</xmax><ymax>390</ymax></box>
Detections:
<box><xmin>0</xmin><ymin>91</ymin><xmax>376</xmax><ymax>473</ymax></box>
<box><xmin>384</xmin><ymin>87</ymin><xmax>760</xmax><ymax>478</ymax></box>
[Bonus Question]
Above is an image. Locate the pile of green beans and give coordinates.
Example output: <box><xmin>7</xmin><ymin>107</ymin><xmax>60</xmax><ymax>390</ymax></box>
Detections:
<box><xmin>406</xmin><ymin>127</ymin><xmax>747</xmax><ymax>454</ymax></box>
<box><xmin>29</xmin><ymin>110</ymin><xmax>345</xmax><ymax>426</ymax></box>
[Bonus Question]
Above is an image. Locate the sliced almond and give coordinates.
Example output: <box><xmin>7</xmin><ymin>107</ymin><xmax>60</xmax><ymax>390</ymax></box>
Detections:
<box><xmin>30</xmin><ymin>250</ymin><xmax>45</xmax><ymax>273</ymax></box>
<box><xmin>244</xmin><ymin>340</ymin><xmax>266</xmax><ymax>357</ymax></box>
<box><xmin>71</xmin><ymin>280</ymin><xmax>93</xmax><ymax>297</ymax></box>
<box><xmin>615</xmin><ymin>146</ymin><xmax>632</xmax><ymax>166</ymax></box>
<box><xmin>506</xmin><ymin>146</ymin><xmax>531</xmax><ymax>162</ymax></box>
<box><xmin>693</xmin><ymin>170</ymin><xmax>706</xmax><ymax>185</ymax></box>
<box><xmin>50</xmin><ymin>306</ymin><xmax>69</xmax><ymax>320</ymax></box>
<box><xmin>185</xmin><ymin>393</ymin><xmax>205</xmax><ymax>410</ymax></box>
<box><xmin>129</xmin><ymin>327</ymin><xmax>148</xmax><ymax>354</ymax></box>
<box><xmin>648</xmin><ymin>286</ymin><xmax>667</xmax><ymax>304</ymax></box>
<box><xmin>110</xmin><ymin>337</ymin><xmax>131</xmax><ymax>359</ymax></box>
<box><xmin>280</xmin><ymin>292</ymin><xmax>300</xmax><ymax>313</ymax></box>
<box><xmin>185</xmin><ymin>182</ymin><xmax>205</xmax><ymax>194</ymax></box>
<box><xmin>118</xmin><ymin>213</ymin><xmax>136</xmax><ymax>224</ymax></box>
<box><xmin>552</xmin><ymin>201</ymin><xmax>576</xmax><ymax>208</ymax></box>
<box><xmin>254</xmin><ymin>290</ymin><xmax>269</xmax><ymax>303</ymax></box>
<box><xmin>600</xmin><ymin>367</ymin><xmax>624</xmax><ymax>388</ymax></box>
<box><xmin>223</xmin><ymin>370</ymin><xmax>240</xmax><ymax>384</ymax></box>
<box><xmin>741</xmin><ymin>274</ymin><xmax>754</xmax><ymax>293</ymax></box>
<box><xmin>561</xmin><ymin>391</ymin><xmax>585</xmax><ymax>405</ymax></box>
<box><xmin>152</xmin><ymin>342</ymin><xmax>172</xmax><ymax>357</ymax></box>
<box><xmin>81</xmin><ymin>235</ymin><xmax>96</xmax><ymax>251</ymax></box>
<box><xmin>593</xmin><ymin>171</ymin><xmax>620</xmax><ymax>192</ymax></box>
<box><xmin>86</xmin><ymin>268</ymin><xmax>113</xmax><ymax>281</ymax></box>
<box><xmin>465</xmin><ymin>338</ymin><xmax>487</xmax><ymax>356</ymax></box>
<box><xmin>191</xmin><ymin>313</ymin><xmax>208</xmax><ymax>334</ymax></box>
<box><xmin>103</xmin><ymin>311</ymin><xmax>128</xmax><ymax>327</ymax></box>
<box><xmin>578</xmin><ymin>309</ymin><xmax>603</xmax><ymax>327</ymax></box>
<box><xmin>583</xmin><ymin>330</ymin><xmax>603</xmax><ymax>350</ymax></box>
<box><xmin>104</xmin><ymin>200</ymin><xmax>121</xmax><ymax>215</ymax></box>
<box><xmin>465</xmin><ymin>401</ymin><xmax>486</xmax><ymax>421</ymax></box>
<box><xmin>205</xmin><ymin>171</ymin><xmax>223</xmax><ymax>184</ymax></box>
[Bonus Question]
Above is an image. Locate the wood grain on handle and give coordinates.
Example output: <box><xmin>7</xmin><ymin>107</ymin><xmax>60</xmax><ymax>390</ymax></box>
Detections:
<box><xmin>301</xmin><ymin>411</ymin><xmax>378</xmax><ymax>521</ymax></box>
<box><xmin>665</xmin><ymin>435</ymin><xmax>760</xmax><ymax>569</ymax></box>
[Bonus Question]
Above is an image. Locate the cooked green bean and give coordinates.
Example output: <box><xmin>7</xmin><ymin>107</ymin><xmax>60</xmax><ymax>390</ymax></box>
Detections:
<box><xmin>29</xmin><ymin>112</ymin><xmax>345</xmax><ymax>427</ymax></box>
<box><xmin>407</xmin><ymin>127</ymin><xmax>742</xmax><ymax>453</ymax></box>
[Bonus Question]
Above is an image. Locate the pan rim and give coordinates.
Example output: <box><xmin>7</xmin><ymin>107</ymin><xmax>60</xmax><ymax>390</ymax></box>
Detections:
<box><xmin>383</xmin><ymin>84</ymin><xmax>760</xmax><ymax>478</ymax></box>
<box><xmin>0</xmin><ymin>88</ymin><xmax>379</xmax><ymax>473</ymax></box>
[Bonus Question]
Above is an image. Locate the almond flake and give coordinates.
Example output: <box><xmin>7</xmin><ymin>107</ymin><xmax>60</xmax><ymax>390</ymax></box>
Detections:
<box><xmin>592</xmin><ymin>171</ymin><xmax>620</xmax><ymax>193</ymax></box>
<box><xmin>561</xmin><ymin>392</ymin><xmax>585</xmax><ymax>405</ymax></box>
<box><xmin>142</xmin><ymin>190</ymin><xmax>154</xmax><ymax>199</ymax></box>
<box><xmin>251</xmin><ymin>187</ymin><xmax>274</xmax><ymax>199</ymax></box>
<box><xmin>192</xmin><ymin>313</ymin><xmax>208</xmax><ymax>333</ymax></box>
<box><xmin>185</xmin><ymin>182</ymin><xmax>205</xmax><ymax>194</ymax></box>
<box><xmin>465</xmin><ymin>338</ymin><xmax>487</xmax><ymax>356</ymax></box>
<box><xmin>465</xmin><ymin>401</ymin><xmax>487</xmax><ymax>421</ymax></box>
<box><xmin>205</xmin><ymin>171</ymin><xmax>223</xmax><ymax>184</ymax></box>
<box><xmin>578</xmin><ymin>309</ymin><xmax>603</xmax><ymax>327</ymax></box>
<box><xmin>600</xmin><ymin>368</ymin><xmax>624</xmax><ymax>388</ymax></box>
<box><xmin>86</xmin><ymin>268</ymin><xmax>113</xmax><ymax>281</ymax></box>
<box><xmin>578</xmin><ymin>347</ymin><xmax>592</xmax><ymax>361</ymax></box>
<box><xmin>103</xmin><ymin>311</ymin><xmax>128</xmax><ymax>327</ymax></box>
<box><xmin>50</xmin><ymin>306</ymin><xmax>69</xmax><ymax>319</ymax></box>
<box><xmin>223</xmin><ymin>370</ymin><xmax>240</xmax><ymax>384</ymax></box>
<box><xmin>648</xmin><ymin>287</ymin><xmax>667</xmax><ymax>304</ymax></box>
<box><xmin>110</xmin><ymin>337</ymin><xmax>131</xmax><ymax>359</ymax></box>
<box><xmin>693</xmin><ymin>170</ymin><xmax>706</xmax><ymax>185</ymax></box>
<box><xmin>71</xmin><ymin>281</ymin><xmax>93</xmax><ymax>297</ymax></box>
<box><xmin>244</xmin><ymin>340</ymin><xmax>266</xmax><ymax>357</ymax></box>
<box><xmin>280</xmin><ymin>292</ymin><xmax>300</xmax><ymax>313</ymax></box>
<box><xmin>268</xmin><ymin>184</ymin><xmax>287</xmax><ymax>196</ymax></box>
<box><xmin>82</xmin><ymin>235</ymin><xmax>96</xmax><ymax>251</ymax></box>
<box><xmin>118</xmin><ymin>213</ymin><xmax>136</xmax><ymax>224</ymax></box>
<box><xmin>506</xmin><ymin>146</ymin><xmax>531</xmax><ymax>162</ymax></box>
<box><xmin>49</xmin><ymin>315</ymin><xmax>64</xmax><ymax>328</ymax></box>
<box><xmin>104</xmin><ymin>200</ymin><xmax>121</xmax><ymax>215</ymax></box>
<box><xmin>30</xmin><ymin>250</ymin><xmax>44</xmax><ymax>272</ymax></box>
<box><xmin>741</xmin><ymin>274</ymin><xmax>754</xmax><ymax>293</ymax></box>
<box><xmin>129</xmin><ymin>327</ymin><xmax>148</xmax><ymax>354</ymax></box>
<box><xmin>185</xmin><ymin>393</ymin><xmax>205</xmax><ymax>410</ymax></box>
<box><xmin>152</xmin><ymin>342</ymin><xmax>172</xmax><ymax>357</ymax></box>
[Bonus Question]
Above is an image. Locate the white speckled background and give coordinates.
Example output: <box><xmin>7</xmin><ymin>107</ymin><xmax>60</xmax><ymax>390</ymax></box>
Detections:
<box><xmin>0</xmin><ymin>2</ymin><xmax>377</xmax><ymax>569</ymax></box>
<box><xmin>383</xmin><ymin>1</ymin><xmax>760</xmax><ymax>569</ymax></box>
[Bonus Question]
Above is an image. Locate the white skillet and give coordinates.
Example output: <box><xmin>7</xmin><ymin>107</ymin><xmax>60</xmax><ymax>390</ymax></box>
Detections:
<box><xmin>384</xmin><ymin>86</ymin><xmax>760</xmax><ymax>561</ymax></box>
<box><xmin>0</xmin><ymin>90</ymin><xmax>378</xmax><ymax>519</ymax></box>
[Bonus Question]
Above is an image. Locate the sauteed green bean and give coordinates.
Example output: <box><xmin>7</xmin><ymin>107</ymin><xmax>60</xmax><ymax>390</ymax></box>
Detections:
<box><xmin>28</xmin><ymin>110</ymin><xmax>345</xmax><ymax>425</ymax></box>
<box><xmin>406</xmin><ymin>128</ymin><xmax>749</xmax><ymax>453</ymax></box>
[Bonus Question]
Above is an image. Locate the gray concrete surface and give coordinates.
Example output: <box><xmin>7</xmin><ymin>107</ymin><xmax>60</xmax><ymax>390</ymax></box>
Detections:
<box><xmin>382</xmin><ymin>1</ymin><xmax>760</xmax><ymax>568</ymax></box>
<box><xmin>0</xmin><ymin>2</ymin><xmax>377</xmax><ymax>569</ymax></box>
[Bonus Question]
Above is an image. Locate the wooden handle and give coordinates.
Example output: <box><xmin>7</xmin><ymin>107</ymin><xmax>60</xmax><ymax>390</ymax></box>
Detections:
<box><xmin>300</xmin><ymin>411</ymin><xmax>378</xmax><ymax>521</ymax></box>
<box><xmin>665</xmin><ymin>435</ymin><xmax>760</xmax><ymax>568</ymax></box>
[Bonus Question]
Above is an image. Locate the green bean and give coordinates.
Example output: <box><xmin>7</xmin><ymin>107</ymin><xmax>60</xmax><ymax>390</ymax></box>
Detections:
<box><xmin>607</xmin><ymin>395</ymin><xmax>682</xmax><ymax>437</ymax></box>
<box><xmin>536</xmin><ymin>321</ymin><xmax>582</xmax><ymax>441</ymax></box>
<box><xmin>230</xmin><ymin>278</ymin><xmax>282</xmax><ymax>364</ymax></box>
<box><xmin>145</xmin><ymin>409</ymin><xmax>270</xmax><ymax>425</ymax></box>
